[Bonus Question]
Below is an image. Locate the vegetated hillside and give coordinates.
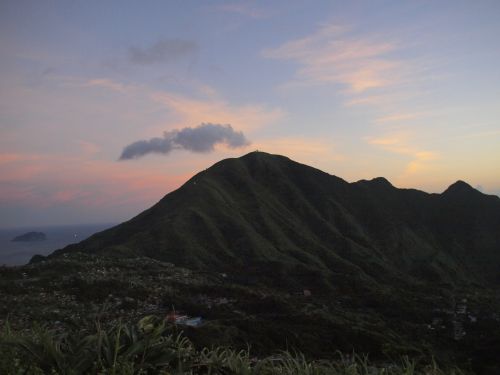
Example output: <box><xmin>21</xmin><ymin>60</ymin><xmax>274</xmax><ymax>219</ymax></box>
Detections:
<box><xmin>47</xmin><ymin>151</ymin><xmax>500</xmax><ymax>289</ymax></box>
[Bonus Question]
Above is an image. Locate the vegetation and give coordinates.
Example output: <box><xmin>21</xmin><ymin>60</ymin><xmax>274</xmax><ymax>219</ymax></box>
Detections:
<box><xmin>0</xmin><ymin>316</ymin><xmax>468</xmax><ymax>375</ymax></box>
<box><xmin>2</xmin><ymin>250</ymin><xmax>500</xmax><ymax>373</ymax></box>
<box><xmin>3</xmin><ymin>152</ymin><xmax>499</xmax><ymax>374</ymax></box>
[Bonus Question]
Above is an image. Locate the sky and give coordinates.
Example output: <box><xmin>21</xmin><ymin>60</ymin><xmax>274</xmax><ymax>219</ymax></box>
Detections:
<box><xmin>1</xmin><ymin>0</ymin><xmax>499</xmax><ymax>227</ymax></box>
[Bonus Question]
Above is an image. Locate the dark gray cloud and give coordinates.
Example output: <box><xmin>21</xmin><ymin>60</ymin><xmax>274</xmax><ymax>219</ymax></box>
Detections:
<box><xmin>119</xmin><ymin>123</ymin><xmax>250</xmax><ymax>160</ymax></box>
<box><xmin>129</xmin><ymin>39</ymin><xmax>198</xmax><ymax>65</ymax></box>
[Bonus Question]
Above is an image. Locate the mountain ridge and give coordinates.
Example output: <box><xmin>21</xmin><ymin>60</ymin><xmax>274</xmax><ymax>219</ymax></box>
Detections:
<box><xmin>41</xmin><ymin>151</ymin><xmax>500</xmax><ymax>289</ymax></box>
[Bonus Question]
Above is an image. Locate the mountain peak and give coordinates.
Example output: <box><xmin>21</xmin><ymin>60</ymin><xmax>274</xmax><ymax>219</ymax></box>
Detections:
<box><xmin>370</xmin><ymin>177</ymin><xmax>393</xmax><ymax>187</ymax></box>
<box><xmin>354</xmin><ymin>177</ymin><xmax>394</xmax><ymax>188</ymax></box>
<box><xmin>443</xmin><ymin>180</ymin><xmax>476</xmax><ymax>195</ymax></box>
<box><xmin>240</xmin><ymin>150</ymin><xmax>289</xmax><ymax>162</ymax></box>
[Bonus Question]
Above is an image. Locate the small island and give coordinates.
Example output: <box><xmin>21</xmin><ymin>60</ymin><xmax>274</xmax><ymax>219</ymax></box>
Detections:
<box><xmin>12</xmin><ymin>231</ymin><xmax>46</xmax><ymax>242</ymax></box>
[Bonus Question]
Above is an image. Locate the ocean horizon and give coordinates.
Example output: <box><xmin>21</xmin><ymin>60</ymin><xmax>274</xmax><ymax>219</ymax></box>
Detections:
<box><xmin>0</xmin><ymin>223</ymin><xmax>116</xmax><ymax>266</ymax></box>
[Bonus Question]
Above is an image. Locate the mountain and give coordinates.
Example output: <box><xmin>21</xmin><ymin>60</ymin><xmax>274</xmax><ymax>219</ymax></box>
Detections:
<box><xmin>44</xmin><ymin>151</ymin><xmax>500</xmax><ymax>290</ymax></box>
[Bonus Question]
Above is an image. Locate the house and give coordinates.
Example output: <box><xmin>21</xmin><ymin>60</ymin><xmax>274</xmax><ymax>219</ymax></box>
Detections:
<box><xmin>166</xmin><ymin>312</ymin><xmax>203</xmax><ymax>327</ymax></box>
<box><xmin>184</xmin><ymin>317</ymin><xmax>203</xmax><ymax>327</ymax></box>
<box><xmin>293</xmin><ymin>289</ymin><xmax>312</xmax><ymax>297</ymax></box>
<box><xmin>456</xmin><ymin>303</ymin><xmax>467</xmax><ymax>315</ymax></box>
<box><xmin>215</xmin><ymin>297</ymin><xmax>229</xmax><ymax>305</ymax></box>
<box><xmin>452</xmin><ymin>320</ymin><xmax>466</xmax><ymax>340</ymax></box>
<box><xmin>166</xmin><ymin>312</ymin><xmax>188</xmax><ymax>324</ymax></box>
<box><xmin>431</xmin><ymin>317</ymin><xmax>444</xmax><ymax>328</ymax></box>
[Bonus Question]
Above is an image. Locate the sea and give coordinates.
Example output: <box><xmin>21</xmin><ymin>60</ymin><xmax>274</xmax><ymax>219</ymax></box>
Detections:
<box><xmin>0</xmin><ymin>223</ymin><xmax>115</xmax><ymax>266</ymax></box>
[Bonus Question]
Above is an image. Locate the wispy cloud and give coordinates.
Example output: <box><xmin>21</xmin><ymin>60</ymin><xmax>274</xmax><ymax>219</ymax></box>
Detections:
<box><xmin>77</xmin><ymin>140</ymin><xmax>100</xmax><ymax>155</ymax></box>
<box><xmin>263</xmin><ymin>23</ymin><xmax>424</xmax><ymax>96</ymax></box>
<box><xmin>151</xmin><ymin>90</ymin><xmax>284</xmax><ymax>132</ymax></box>
<box><xmin>264</xmin><ymin>21</ymin><xmax>444</xmax><ymax>179</ymax></box>
<box><xmin>253</xmin><ymin>137</ymin><xmax>345</xmax><ymax>163</ymax></box>
<box><xmin>0</xmin><ymin>71</ymin><xmax>284</xmax><ymax>224</ymax></box>
<box><xmin>79</xmin><ymin>77</ymin><xmax>284</xmax><ymax>133</ymax></box>
<box><xmin>0</xmin><ymin>151</ymin><xmax>191</xmax><ymax>209</ymax></box>
<box><xmin>84</xmin><ymin>78</ymin><xmax>130</xmax><ymax>93</ymax></box>
<box><xmin>0</xmin><ymin>153</ymin><xmax>41</xmax><ymax>165</ymax></box>
<box><xmin>374</xmin><ymin>112</ymin><xmax>423</xmax><ymax>124</ymax></box>
<box><xmin>129</xmin><ymin>38</ymin><xmax>198</xmax><ymax>65</ymax></box>
<box><xmin>367</xmin><ymin>133</ymin><xmax>438</xmax><ymax>177</ymax></box>
<box><xmin>403</xmin><ymin>151</ymin><xmax>437</xmax><ymax>174</ymax></box>
<box><xmin>343</xmin><ymin>91</ymin><xmax>422</xmax><ymax>108</ymax></box>
<box><xmin>216</xmin><ymin>3</ymin><xmax>269</xmax><ymax>19</ymax></box>
<box><xmin>0</xmin><ymin>152</ymin><xmax>44</xmax><ymax>167</ymax></box>
<box><xmin>455</xmin><ymin>129</ymin><xmax>500</xmax><ymax>139</ymax></box>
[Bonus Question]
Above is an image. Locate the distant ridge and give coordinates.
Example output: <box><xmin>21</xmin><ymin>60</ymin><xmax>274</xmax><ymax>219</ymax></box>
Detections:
<box><xmin>43</xmin><ymin>151</ymin><xmax>500</xmax><ymax>288</ymax></box>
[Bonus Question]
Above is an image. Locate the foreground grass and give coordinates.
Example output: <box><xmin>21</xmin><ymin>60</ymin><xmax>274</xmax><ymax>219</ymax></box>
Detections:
<box><xmin>0</xmin><ymin>316</ymin><xmax>468</xmax><ymax>375</ymax></box>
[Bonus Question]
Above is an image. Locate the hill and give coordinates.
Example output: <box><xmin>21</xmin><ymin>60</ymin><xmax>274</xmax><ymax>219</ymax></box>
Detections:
<box><xmin>45</xmin><ymin>151</ymin><xmax>500</xmax><ymax>289</ymax></box>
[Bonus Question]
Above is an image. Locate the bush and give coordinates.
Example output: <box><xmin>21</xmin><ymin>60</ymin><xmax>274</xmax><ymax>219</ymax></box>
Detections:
<box><xmin>0</xmin><ymin>316</ymin><xmax>469</xmax><ymax>375</ymax></box>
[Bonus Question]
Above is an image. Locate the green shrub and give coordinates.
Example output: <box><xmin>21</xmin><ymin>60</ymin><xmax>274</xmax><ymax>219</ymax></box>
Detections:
<box><xmin>0</xmin><ymin>316</ymin><xmax>469</xmax><ymax>375</ymax></box>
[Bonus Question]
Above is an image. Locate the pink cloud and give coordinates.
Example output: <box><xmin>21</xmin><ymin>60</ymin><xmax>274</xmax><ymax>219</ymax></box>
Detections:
<box><xmin>52</xmin><ymin>189</ymin><xmax>90</xmax><ymax>203</ymax></box>
<box><xmin>0</xmin><ymin>151</ymin><xmax>193</xmax><ymax>211</ymax></box>
<box><xmin>79</xmin><ymin>77</ymin><xmax>284</xmax><ymax>134</ymax></box>
<box><xmin>77</xmin><ymin>140</ymin><xmax>100</xmax><ymax>155</ymax></box>
<box><xmin>0</xmin><ymin>153</ymin><xmax>42</xmax><ymax>165</ymax></box>
<box><xmin>150</xmin><ymin>90</ymin><xmax>284</xmax><ymax>132</ymax></box>
<box><xmin>263</xmin><ymin>22</ymin><xmax>426</xmax><ymax>99</ymax></box>
<box><xmin>0</xmin><ymin>185</ymin><xmax>38</xmax><ymax>204</ymax></box>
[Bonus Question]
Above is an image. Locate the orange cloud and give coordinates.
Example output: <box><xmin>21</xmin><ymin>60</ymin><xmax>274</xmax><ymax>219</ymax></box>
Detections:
<box><xmin>456</xmin><ymin>129</ymin><xmax>500</xmax><ymax>139</ymax></box>
<box><xmin>367</xmin><ymin>133</ymin><xmax>438</xmax><ymax>181</ymax></box>
<box><xmin>151</xmin><ymin>91</ymin><xmax>284</xmax><ymax>132</ymax></box>
<box><xmin>253</xmin><ymin>137</ymin><xmax>345</xmax><ymax>167</ymax></box>
<box><xmin>80</xmin><ymin>77</ymin><xmax>284</xmax><ymax>133</ymax></box>
<box><xmin>404</xmin><ymin>151</ymin><xmax>437</xmax><ymax>174</ymax></box>
<box><xmin>343</xmin><ymin>91</ymin><xmax>422</xmax><ymax>108</ymax></box>
<box><xmin>83</xmin><ymin>78</ymin><xmax>130</xmax><ymax>93</ymax></box>
<box><xmin>0</xmin><ymin>150</ymin><xmax>193</xmax><ymax>210</ymax></box>
<box><xmin>375</xmin><ymin>112</ymin><xmax>422</xmax><ymax>124</ymax></box>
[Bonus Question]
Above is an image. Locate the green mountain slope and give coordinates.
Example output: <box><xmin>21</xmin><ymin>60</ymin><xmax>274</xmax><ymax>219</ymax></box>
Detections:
<box><xmin>47</xmin><ymin>151</ymin><xmax>500</xmax><ymax>289</ymax></box>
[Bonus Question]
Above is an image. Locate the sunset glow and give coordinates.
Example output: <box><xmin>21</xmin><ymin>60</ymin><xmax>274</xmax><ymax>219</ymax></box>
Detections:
<box><xmin>1</xmin><ymin>1</ymin><xmax>499</xmax><ymax>227</ymax></box>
